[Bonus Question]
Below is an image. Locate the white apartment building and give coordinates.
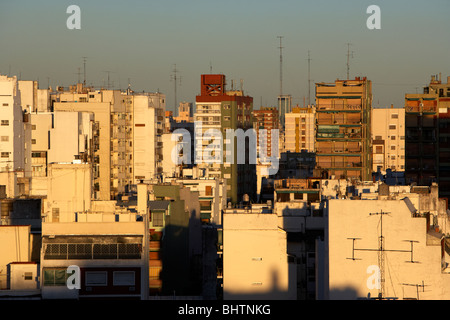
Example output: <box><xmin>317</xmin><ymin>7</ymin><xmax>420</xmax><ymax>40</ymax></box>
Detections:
<box><xmin>29</xmin><ymin>111</ymin><xmax>95</xmax><ymax>197</ymax></box>
<box><xmin>371</xmin><ymin>107</ymin><xmax>405</xmax><ymax>172</ymax></box>
<box><xmin>222</xmin><ymin>211</ymin><xmax>297</xmax><ymax>300</ymax></box>
<box><xmin>0</xmin><ymin>75</ymin><xmax>31</xmax><ymax>197</ymax></box>
<box><xmin>284</xmin><ymin>106</ymin><xmax>315</xmax><ymax>153</ymax></box>
<box><xmin>132</xmin><ymin>93</ymin><xmax>165</xmax><ymax>184</ymax></box>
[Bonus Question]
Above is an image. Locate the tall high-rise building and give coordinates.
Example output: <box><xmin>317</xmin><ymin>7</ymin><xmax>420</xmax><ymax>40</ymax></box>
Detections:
<box><xmin>284</xmin><ymin>106</ymin><xmax>315</xmax><ymax>153</ymax></box>
<box><xmin>253</xmin><ymin>107</ymin><xmax>279</xmax><ymax>158</ymax></box>
<box><xmin>371</xmin><ymin>106</ymin><xmax>405</xmax><ymax>173</ymax></box>
<box><xmin>194</xmin><ymin>74</ymin><xmax>256</xmax><ymax>203</ymax></box>
<box><xmin>315</xmin><ymin>77</ymin><xmax>372</xmax><ymax>181</ymax></box>
<box><xmin>405</xmin><ymin>74</ymin><xmax>450</xmax><ymax>200</ymax></box>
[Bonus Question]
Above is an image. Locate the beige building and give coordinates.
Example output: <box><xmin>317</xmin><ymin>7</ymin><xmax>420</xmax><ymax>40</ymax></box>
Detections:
<box><xmin>222</xmin><ymin>211</ymin><xmax>297</xmax><ymax>300</ymax></box>
<box><xmin>40</xmin><ymin>217</ymin><xmax>148</xmax><ymax>300</ymax></box>
<box><xmin>371</xmin><ymin>107</ymin><xmax>405</xmax><ymax>172</ymax></box>
<box><xmin>0</xmin><ymin>225</ymin><xmax>32</xmax><ymax>290</ymax></box>
<box><xmin>285</xmin><ymin>106</ymin><xmax>315</xmax><ymax>153</ymax></box>
<box><xmin>174</xmin><ymin>101</ymin><xmax>193</xmax><ymax>123</ymax></box>
<box><xmin>53</xmin><ymin>85</ymin><xmax>165</xmax><ymax>200</ymax></box>
<box><xmin>324</xmin><ymin>184</ymin><xmax>450</xmax><ymax>300</ymax></box>
<box><xmin>45</xmin><ymin>162</ymin><xmax>92</xmax><ymax>223</ymax></box>
<box><xmin>0</xmin><ymin>75</ymin><xmax>32</xmax><ymax>198</ymax></box>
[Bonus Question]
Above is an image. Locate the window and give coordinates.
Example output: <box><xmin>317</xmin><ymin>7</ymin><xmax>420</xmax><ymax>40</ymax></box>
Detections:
<box><xmin>85</xmin><ymin>271</ymin><xmax>107</xmax><ymax>286</ymax></box>
<box><xmin>43</xmin><ymin>268</ymin><xmax>67</xmax><ymax>286</ymax></box>
<box><xmin>391</xmin><ymin>146</ymin><xmax>396</xmax><ymax>150</ymax></box>
<box><xmin>152</xmin><ymin>211</ymin><xmax>164</xmax><ymax>227</ymax></box>
<box><xmin>389</xmin><ymin>125</ymin><xmax>396</xmax><ymax>130</ymax></box>
<box><xmin>2</xmin><ymin>103</ymin><xmax>8</xmax><ymax>107</ymax></box>
<box><xmin>31</xmin><ymin>139</ymin><xmax>36</xmax><ymax>144</ymax></box>
<box><xmin>375</xmin><ymin>136</ymin><xmax>382</xmax><ymax>140</ymax></box>
<box><xmin>1</xmin><ymin>120</ymin><xmax>9</xmax><ymax>126</ymax></box>
<box><xmin>391</xmin><ymin>114</ymin><xmax>399</xmax><ymax>119</ymax></box>
<box><xmin>391</xmin><ymin>136</ymin><xmax>396</xmax><ymax>140</ymax></box>
<box><xmin>31</xmin><ymin>124</ymin><xmax>36</xmax><ymax>130</ymax></box>
<box><xmin>113</xmin><ymin>271</ymin><xmax>135</xmax><ymax>286</ymax></box>
<box><xmin>1</xmin><ymin>152</ymin><xmax>8</xmax><ymax>158</ymax></box>
<box><xmin>1</xmin><ymin>136</ymin><xmax>8</xmax><ymax>142</ymax></box>
<box><xmin>52</xmin><ymin>208</ymin><xmax>60</xmax><ymax>222</ymax></box>
<box><xmin>24</xmin><ymin>272</ymin><xmax>33</xmax><ymax>280</ymax></box>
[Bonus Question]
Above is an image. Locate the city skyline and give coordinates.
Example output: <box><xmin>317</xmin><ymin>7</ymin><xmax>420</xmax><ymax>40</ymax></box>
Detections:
<box><xmin>1</xmin><ymin>0</ymin><xmax>449</xmax><ymax>112</ymax></box>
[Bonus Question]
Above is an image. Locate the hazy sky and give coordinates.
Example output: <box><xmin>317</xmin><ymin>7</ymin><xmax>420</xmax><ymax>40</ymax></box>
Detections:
<box><xmin>1</xmin><ymin>0</ymin><xmax>449</xmax><ymax>112</ymax></box>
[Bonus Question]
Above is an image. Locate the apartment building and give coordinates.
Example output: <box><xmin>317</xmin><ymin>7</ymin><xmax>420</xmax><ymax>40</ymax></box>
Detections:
<box><xmin>0</xmin><ymin>75</ymin><xmax>32</xmax><ymax>198</ymax></box>
<box><xmin>222</xmin><ymin>208</ymin><xmax>297</xmax><ymax>300</ymax></box>
<box><xmin>405</xmin><ymin>74</ymin><xmax>450</xmax><ymax>201</ymax></box>
<box><xmin>52</xmin><ymin>84</ymin><xmax>165</xmax><ymax>200</ymax></box>
<box><xmin>174</xmin><ymin>101</ymin><xmax>193</xmax><ymax>123</ymax></box>
<box><xmin>371</xmin><ymin>106</ymin><xmax>405</xmax><ymax>173</ymax></box>
<box><xmin>40</xmin><ymin>217</ymin><xmax>148</xmax><ymax>300</ymax></box>
<box><xmin>324</xmin><ymin>187</ymin><xmax>450</xmax><ymax>300</ymax></box>
<box><xmin>285</xmin><ymin>106</ymin><xmax>315</xmax><ymax>153</ymax></box>
<box><xmin>253</xmin><ymin>106</ymin><xmax>279</xmax><ymax>158</ymax></box>
<box><xmin>194</xmin><ymin>74</ymin><xmax>256</xmax><ymax>204</ymax></box>
<box><xmin>278</xmin><ymin>94</ymin><xmax>292</xmax><ymax>130</ymax></box>
<box><xmin>315</xmin><ymin>77</ymin><xmax>373</xmax><ymax>181</ymax></box>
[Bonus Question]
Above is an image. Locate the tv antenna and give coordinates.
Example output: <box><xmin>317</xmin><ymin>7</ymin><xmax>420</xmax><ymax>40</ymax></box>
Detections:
<box><xmin>75</xmin><ymin>67</ymin><xmax>82</xmax><ymax>84</ymax></box>
<box><xmin>277</xmin><ymin>36</ymin><xmax>284</xmax><ymax>96</ymax></box>
<box><xmin>171</xmin><ymin>64</ymin><xmax>182</xmax><ymax>111</ymax></box>
<box><xmin>347</xmin><ymin>209</ymin><xmax>419</xmax><ymax>300</ymax></box>
<box><xmin>307</xmin><ymin>50</ymin><xmax>313</xmax><ymax>106</ymax></box>
<box><xmin>400</xmin><ymin>281</ymin><xmax>428</xmax><ymax>300</ymax></box>
<box><xmin>102</xmin><ymin>71</ymin><xmax>115</xmax><ymax>89</ymax></box>
<box><xmin>82</xmin><ymin>57</ymin><xmax>88</xmax><ymax>86</ymax></box>
<box><xmin>346</xmin><ymin>43</ymin><xmax>354</xmax><ymax>80</ymax></box>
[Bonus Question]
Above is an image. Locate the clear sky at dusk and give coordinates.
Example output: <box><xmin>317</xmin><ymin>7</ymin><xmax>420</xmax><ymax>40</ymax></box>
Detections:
<box><xmin>1</xmin><ymin>0</ymin><xmax>449</xmax><ymax>112</ymax></box>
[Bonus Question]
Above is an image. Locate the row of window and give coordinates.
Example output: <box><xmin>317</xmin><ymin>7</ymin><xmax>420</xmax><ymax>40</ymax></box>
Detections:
<box><xmin>43</xmin><ymin>268</ymin><xmax>135</xmax><ymax>287</ymax></box>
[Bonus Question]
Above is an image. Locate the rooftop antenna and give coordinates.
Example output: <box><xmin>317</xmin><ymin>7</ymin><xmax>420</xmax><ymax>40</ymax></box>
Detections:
<box><xmin>209</xmin><ymin>61</ymin><xmax>213</xmax><ymax>74</ymax></box>
<box><xmin>307</xmin><ymin>50</ymin><xmax>313</xmax><ymax>106</ymax></box>
<box><xmin>346</xmin><ymin>43</ymin><xmax>354</xmax><ymax>80</ymax></box>
<box><xmin>102</xmin><ymin>71</ymin><xmax>115</xmax><ymax>89</ymax></box>
<box><xmin>82</xmin><ymin>56</ymin><xmax>87</xmax><ymax>86</ymax></box>
<box><xmin>347</xmin><ymin>209</ymin><xmax>419</xmax><ymax>300</ymax></box>
<box><xmin>170</xmin><ymin>64</ymin><xmax>181</xmax><ymax>111</ymax></box>
<box><xmin>277</xmin><ymin>36</ymin><xmax>284</xmax><ymax>96</ymax></box>
<box><xmin>75</xmin><ymin>67</ymin><xmax>82</xmax><ymax>84</ymax></box>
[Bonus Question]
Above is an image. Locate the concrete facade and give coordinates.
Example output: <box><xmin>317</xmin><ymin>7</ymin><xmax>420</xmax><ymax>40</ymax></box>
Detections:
<box><xmin>371</xmin><ymin>107</ymin><xmax>405</xmax><ymax>173</ymax></box>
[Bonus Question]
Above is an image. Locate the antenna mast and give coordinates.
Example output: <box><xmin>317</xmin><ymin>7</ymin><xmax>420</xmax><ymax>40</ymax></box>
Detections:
<box><xmin>346</xmin><ymin>43</ymin><xmax>353</xmax><ymax>80</ymax></box>
<box><xmin>82</xmin><ymin>56</ymin><xmax>87</xmax><ymax>86</ymax></box>
<box><xmin>307</xmin><ymin>50</ymin><xmax>312</xmax><ymax>106</ymax></box>
<box><xmin>171</xmin><ymin>64</ymin><xmax>181</xmax><ymax>111</ymax></box>
<box><xmin>347</xmin><ymin>209</ymin><xmax>419</xmax><ymax>300</ymax></box>
<box><xmin>277</xmin><ymin>36</ymin><xmax>284</xmax><ymax>96</ymax></box>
